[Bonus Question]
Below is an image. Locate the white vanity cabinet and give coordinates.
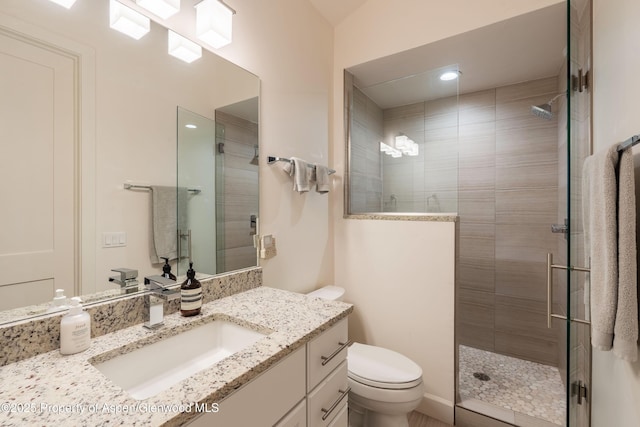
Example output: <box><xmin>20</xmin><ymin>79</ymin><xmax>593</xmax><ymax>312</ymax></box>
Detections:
<box><xmin>187</xmin><ymin>346</ymin><xmax>306</xmax><ymax>427</ymax></box>
<box><xmin>305</xmin><ymin>318</ymin><xmax>349</xmax><ymax>427</ymax></box>
<box><xmin>186</xmin><ymin>318</ymin><xmax>349</xmax><ymax>427</ymax></box>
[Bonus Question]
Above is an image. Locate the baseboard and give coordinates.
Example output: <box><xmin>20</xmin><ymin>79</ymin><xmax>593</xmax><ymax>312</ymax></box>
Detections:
<box><xmin>415</xmin><ymin>392</ymin><xmax>454</xmax><ymax>425</ymax></box>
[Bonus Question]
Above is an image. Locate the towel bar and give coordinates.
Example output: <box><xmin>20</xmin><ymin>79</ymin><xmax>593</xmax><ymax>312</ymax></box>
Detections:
<box><xmin>267</xmin><ymin>156</ymin><xmax>336</xmax><ymax>175</ymax></box>
<box><xmin>124</xmin><ymin>183</ymin><xmax>201</xmax><ymax>194</ymax></box>
<box><xmin>546</xmin><ymin>253</ymin><xmax>591</xmax><ymax>327</ymax></box>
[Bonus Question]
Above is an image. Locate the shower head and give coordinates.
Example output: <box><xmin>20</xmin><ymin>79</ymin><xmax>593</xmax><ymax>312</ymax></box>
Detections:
<box><xmin>531</xmin><ymin>103</ymin><xmax>553</xmax><ymax>120</ymax></box>
<box><xmin>249</xmin><ymin>145</ymin><xmax>259</xmax><ymax>165</ymax></box>
<box><xmin>531</xmin><ymin>92</ymin><xmax>566</xmax><ymax>120</ymax></box>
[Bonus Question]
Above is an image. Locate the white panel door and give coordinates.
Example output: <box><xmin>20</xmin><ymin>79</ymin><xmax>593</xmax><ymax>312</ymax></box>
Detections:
<box><xmin>0</xmin><ymin>29</ymin><xmax>77</xmax><ymax>310</ymax></box>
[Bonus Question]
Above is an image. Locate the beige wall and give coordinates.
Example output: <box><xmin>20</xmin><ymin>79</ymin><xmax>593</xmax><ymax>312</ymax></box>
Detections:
<box><xmin>592</xmin><ymin>0</ymin><xmax>640</xmax><ymax>425</ymax></box>
<box><xmin>333</xmin><ymin>1</ymin><xmax>564</xmax><ymax>423</ymax></box>
<box><xmin>215</xmin><ymin>0</ymin><xmax>335</xmax><ymax>292</ymax></box>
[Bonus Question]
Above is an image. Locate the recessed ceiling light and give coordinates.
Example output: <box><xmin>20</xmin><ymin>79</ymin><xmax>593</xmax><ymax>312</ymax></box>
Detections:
<box><xmin>439</xmin><ymin>71</ymin><xmax>459</xmax><ymax>81</ymax></box>
<box><xmin>185</xmin><ymin>124</ymin><xmax>197</xmax><ymax>129</ymax></box>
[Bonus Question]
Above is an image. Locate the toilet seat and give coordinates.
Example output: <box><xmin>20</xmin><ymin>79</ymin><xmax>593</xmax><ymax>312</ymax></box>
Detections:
<box><xmin>348</xmin><ymin>343</ymin><xmax>423</xmax><ymax>390</ymax></box>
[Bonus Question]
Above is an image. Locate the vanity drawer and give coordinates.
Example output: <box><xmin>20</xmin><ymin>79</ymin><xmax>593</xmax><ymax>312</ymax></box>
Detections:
<box><xmin>307</xmin><ymin>318</ymin><xmax>349</xmax><ymax>391</ymax></box>
<box><xmin>307</xmin><ymin>360</ymin><xmax>349</xmax><ymax>427</ymax></box>
<box><xmin>328</xmin><ymin>403</ymin><xmax>348</xmax><ymax>427</ymax></box>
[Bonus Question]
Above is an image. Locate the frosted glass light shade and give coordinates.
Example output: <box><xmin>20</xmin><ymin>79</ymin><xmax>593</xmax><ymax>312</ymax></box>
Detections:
<box><xmin>168</xmin><ymin>30</ymin><xmax>202</xmax><ymax>63</ymax></box>
<box><xmin>136</xmin><ymin>0</ymin><xmax>180</xmax><ymax>20</ymax></box>
<box><xmin>48</xmin><ymin>0</ymin><xmax>77</xmax><ymax>8</ymax></box>
<box><xmin>110</xmin><ymin>0</ymin><xmax>150</xmax><ymax>40</ymax></box>
<box><xmin>196</xmin><ymin>0</ymin><xmax>233</xmax><ymax>49</ymax></box>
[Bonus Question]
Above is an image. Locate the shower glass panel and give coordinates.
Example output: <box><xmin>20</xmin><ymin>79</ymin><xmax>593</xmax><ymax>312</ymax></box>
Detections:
<box><xmin>454</xmin><ymin>1</ymin><xmax>593</xmax><ymax>426</ymax></box>
<box><xmin>567</xmin><ymin>0</ymin><xmax>592</xmax><ymax>425</ymax></box>
<box><xmin>177</xmin><ymin>107</ymin><xmax>218</xmax><ymax>276</ymax></box>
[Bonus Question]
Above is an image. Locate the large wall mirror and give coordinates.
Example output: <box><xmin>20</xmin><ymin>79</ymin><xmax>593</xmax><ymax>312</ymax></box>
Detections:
<box><xmin>0</xmin><ymin>0</ymin><xmax>259</xmax><ymax>323</ymax></box>
<box><xmin>344</xmin><ymin>2</ymin><xmax>565</xmax><ymax>216</ymax></box>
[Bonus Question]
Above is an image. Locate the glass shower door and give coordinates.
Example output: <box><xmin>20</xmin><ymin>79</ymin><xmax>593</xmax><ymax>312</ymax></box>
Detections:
<box><xmin>566</xmin><ymin>0</ymin><xmax>592</xmax><ymax>425</ymax></box>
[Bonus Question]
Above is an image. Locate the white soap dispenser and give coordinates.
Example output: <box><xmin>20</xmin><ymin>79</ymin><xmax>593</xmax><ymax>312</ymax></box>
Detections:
<box><xmin>60</xmin><ymin>297</ymin><xmax>91</xmax><ymax>355</ymax></box>
<box><xmin>47</xmin><ymin>289</ymin><xmax>69</xmax><ymax>313</ymax></box>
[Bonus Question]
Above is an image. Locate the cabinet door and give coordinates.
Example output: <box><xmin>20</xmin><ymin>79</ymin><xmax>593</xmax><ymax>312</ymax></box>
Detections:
<box><xmin>187</xmin><ymin>346</ymin><xmax>305</xmax><ymax>426</ymax></box>
<box><xmin>275</xmin><ymin>398</ymin><xmax>307</xmax><ymax>427</ymax></box>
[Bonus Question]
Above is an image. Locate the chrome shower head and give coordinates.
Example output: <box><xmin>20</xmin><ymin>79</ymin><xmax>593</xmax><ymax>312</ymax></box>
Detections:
<box><xmin>531</xmin><ymin>103</ymin><xmax>553</xmax><ymax>120</ymax></box>
<box><xmin>249</xmin><ymin>145</ymin><xmax>259</xmax><ymax>165</ymax></box>
<box><xmin>530</xmin><ymin>92</ymin><xmax>565</xmax><ymax>120</ymax></box>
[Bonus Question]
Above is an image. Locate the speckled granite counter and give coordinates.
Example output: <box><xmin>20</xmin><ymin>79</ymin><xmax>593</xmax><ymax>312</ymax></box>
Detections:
<box><xmin>345</xmin><ymin>213</ymin><xmax>458</xmax><ymax>222</ymax></box>
<box><xmin>0</xmin><ymin>287</ymin><xmax>352</xmax><ymax>426</ymax></box>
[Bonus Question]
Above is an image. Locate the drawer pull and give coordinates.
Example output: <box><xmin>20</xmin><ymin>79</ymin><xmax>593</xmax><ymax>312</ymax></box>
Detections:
<box><xmin>321</xmin><ymin>340</ymin><xmax>352</xmax><ymax>366</ymax></box>
<box><xmin>321</xmin><ymin>387</ymin><xmax>351</xmax><ymax>421</ymax></box>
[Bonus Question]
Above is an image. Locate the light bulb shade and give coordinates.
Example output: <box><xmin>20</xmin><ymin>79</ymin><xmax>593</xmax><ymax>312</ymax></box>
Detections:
<box><xmin>110</xmin><ymin>0</ymin><xmax>150</xmax><ymax>40</ymax></box>
<box><xmin>48</xmin><ymin>0</ymin><xmax>77</xmax><ymax>8</ymax></box>
<box><xmin>380</xmin><ymin>142</ymin><xmax>392</xmax><ymax>153</ymax></box>
<box><xmin>408</xmin><ymin>142</ymin><xmax>419</xmax><ymax>156</ymax></box>
<box><xmin>196</xmin><ymin>0</ymin><xmax>233</xmax><ymax>48</ymax></box>
<box><xmin>168</xmin><ymin>30</ymin><xmax>202</xmax><ymax>63</ymax></box>
<box><xmin>395</xmin><ymin>135</ymin><xmax>411</xmax><ymax>151</ymax></box>
<box><xmin>136</xmin><ymin>0</ymin><xmax>180</xmax><ymax>19</ymax></box>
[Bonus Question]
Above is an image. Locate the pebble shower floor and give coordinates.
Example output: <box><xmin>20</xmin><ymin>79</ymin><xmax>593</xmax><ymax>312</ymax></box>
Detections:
<box><xmin>458</xmin><ymin>345</ymin><xmax>566</xmax><ymax>425</ymax></box>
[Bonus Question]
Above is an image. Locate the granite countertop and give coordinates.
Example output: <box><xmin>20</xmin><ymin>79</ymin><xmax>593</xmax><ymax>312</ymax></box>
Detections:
<box><xmin>0</xmin><ymin>287</ymin><xmax>352</xmax><ymax>426</ymax></box>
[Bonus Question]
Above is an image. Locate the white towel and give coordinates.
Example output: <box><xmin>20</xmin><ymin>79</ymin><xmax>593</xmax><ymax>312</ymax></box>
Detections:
<box><xmin>287</xmin><ymin>157</ymin><xmax>311</xmax><ymax>193</ymax></box>
<box><xmin>150</xmin><ymin>186</ymin><xmax>189</xmax><ymax>265</ymax></box>
<box><xmin>315</xmin><ymin>164</ymin><xmax>330</xmax><ymax>193</ymax></box>
<box><xmin>583</xmin><ymin>144</ymin><xmax>638</xmax><ymax>362</ymax></box>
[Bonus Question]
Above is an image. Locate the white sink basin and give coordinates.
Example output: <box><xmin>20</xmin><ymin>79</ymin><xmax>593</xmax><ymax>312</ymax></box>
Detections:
<box><xmin>92</xmin><ymin>320</ymin><xmax>267</xmax><ymax>400</ymax></box>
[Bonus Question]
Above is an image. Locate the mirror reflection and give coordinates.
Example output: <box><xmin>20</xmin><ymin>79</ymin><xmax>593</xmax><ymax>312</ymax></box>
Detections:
<box><xmin>0</xmin><ymin>0</ymin><xmax>259</xmax><ymax>323</ymax></box>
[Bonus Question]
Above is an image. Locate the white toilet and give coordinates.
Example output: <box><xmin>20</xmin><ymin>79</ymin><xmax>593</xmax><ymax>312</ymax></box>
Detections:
<box><xmin>307</xmin><ymin>286</ymin><xmax>424</xmax><ymax>427</ymax></box>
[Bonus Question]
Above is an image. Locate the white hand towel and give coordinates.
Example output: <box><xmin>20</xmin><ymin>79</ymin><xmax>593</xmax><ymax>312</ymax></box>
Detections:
<box><xmin>289</xmin><ymin>157</ymin><xmax>311</xmax><ymax>193</ymax></box>
<box><xmin>315</xmin><ymin>164</ymin><xmax>330</xmax><ymax>193</ymax></box>
<box><xmin>583</xmin><ymin>144</ymin><xmax>638</xmax><ymax>362</ymax></box>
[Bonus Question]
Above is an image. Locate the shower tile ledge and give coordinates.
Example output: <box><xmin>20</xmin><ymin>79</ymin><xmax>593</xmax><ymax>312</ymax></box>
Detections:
<box><xmin>345</xmin><ymin>213</ymin><xmax>458</xmax><ymax>222</ymax></box>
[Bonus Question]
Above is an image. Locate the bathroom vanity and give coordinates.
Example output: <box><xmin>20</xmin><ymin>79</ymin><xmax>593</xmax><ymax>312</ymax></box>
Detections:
<box><xmin>0</xmin><ymin>286</ymin><xmax>352</xmax><ymax>426</ymax></box>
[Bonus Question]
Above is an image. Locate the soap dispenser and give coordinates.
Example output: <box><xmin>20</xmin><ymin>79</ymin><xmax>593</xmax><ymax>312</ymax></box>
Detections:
<box><xmin>47</xmin><ymin>289</ymin><xmax>68</xmax><ymax>313</ymax></box>
<box><xmin>160</xmin><ymin>257</ymin><xmax>177</xmax><ymax>281</ymax></box>
<box><xmin>180</xmin><ymin>262</ymin><xmax>202</xmax><ymax>317</ymax></box>
<box><xmin>60</xmin><ymin>297</ymin><xmax>91</xmax><ymax>355</ymax></box>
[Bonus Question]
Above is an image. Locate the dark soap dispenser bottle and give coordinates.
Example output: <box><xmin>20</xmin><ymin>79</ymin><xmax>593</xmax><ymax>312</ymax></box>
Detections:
<box><xmin>160</xmin><ymin>257</ymin><xmax>177</xmax><ymax>281</ymax></box>
<box><xmin>180</xmin><ymin>262</ymin><xmax>202</xmax><ymax>317</ymax></box>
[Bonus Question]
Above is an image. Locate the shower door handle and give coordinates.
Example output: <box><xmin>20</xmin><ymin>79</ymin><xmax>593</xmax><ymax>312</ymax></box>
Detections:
<box><xmin>546</xmin><ymin>253</ymin><xmax>591</xmax><ymax>328</ymax></box>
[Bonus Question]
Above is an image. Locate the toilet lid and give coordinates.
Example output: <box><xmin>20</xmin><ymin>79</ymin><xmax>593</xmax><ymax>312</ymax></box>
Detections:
<box><xmin>348</xmin><ymin>343</ymin><xmax>423</xmax><ymax>390</ymax></box>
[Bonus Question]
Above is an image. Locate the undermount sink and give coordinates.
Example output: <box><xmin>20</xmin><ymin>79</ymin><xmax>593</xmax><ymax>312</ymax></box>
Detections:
<box><xmin>92</xmin><ymin>319</ymin><xmax>268</xmax><ymax>400</ymax></box>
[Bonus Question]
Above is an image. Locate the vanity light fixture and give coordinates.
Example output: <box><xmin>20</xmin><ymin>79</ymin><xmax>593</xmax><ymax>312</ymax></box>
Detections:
<box><xmin>380</xmin><ymin>142</ymin><xmax>402</xmax><ymax>158</ymax></box>
<box><xmin>136</xmin><ymin>0</ymin><xmax>180</xmax><ymax>20</ymax></box>
<box><xmin>48</xmin><ymin>0</ymin><xmax>77</xmax><ymax>8</ymax></box>
<box><xmin>195</xmin><ymin>0</ymin><xmax>235</xmax><ymax>49</ymax></box>
<box><xmin>395</xmin><ymin>135</ymin><xmax>419</xmax><ymax>156</ymax></box>
<box><xmin>109</xmin><ymin>0</ymin><xmax>150</xmax><ymax>40</ymax></box>
<box><xmin>168</xmin><ymin>30</ymin><xmax>202</xmax><ymax>63</ymax></box>
<box><xmin>439</xmin><ymin>71</ymin><xmax>459</xmax><ymax>81</ymax></box>
<box><xmin>185</xmin><ymin>124</ymin><xmax>198</xmax><ymax>129</ymax></box>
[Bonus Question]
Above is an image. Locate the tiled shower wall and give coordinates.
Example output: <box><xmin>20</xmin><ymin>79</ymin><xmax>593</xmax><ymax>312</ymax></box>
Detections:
<box><xmin>349</xmin><ymin>73</ymin><xmax>563</xmax><ymax>366</ymax></box>
<box><xmin>349</xmin><ymin>83</ymin><xmax>384</xmax><ymax>213</ymax></box>
<box><xmin>454</xmin><ymin>76</ymin><xmax>562</xmax><ymax>367</ymax></box>
<box><xmin>214</xmin><ymin>110</ymin><xmax>259</xmax><ymax>273</ymax></box>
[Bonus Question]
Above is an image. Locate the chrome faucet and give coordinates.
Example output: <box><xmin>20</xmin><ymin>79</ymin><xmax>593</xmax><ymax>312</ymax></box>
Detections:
<box><xmin>143</xmin><ymin>275</ymin><xmax>180</xmax><ymax>330</ymax></box>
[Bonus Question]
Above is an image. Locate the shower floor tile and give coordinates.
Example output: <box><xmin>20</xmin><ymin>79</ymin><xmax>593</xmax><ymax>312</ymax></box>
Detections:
<box><xmin>458</xmin><ymin>345</ymin><xmax>565</xmax><ymax>426</ymax></box>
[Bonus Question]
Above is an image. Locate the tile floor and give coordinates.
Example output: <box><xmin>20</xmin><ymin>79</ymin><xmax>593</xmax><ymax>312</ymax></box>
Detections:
<box><xmin>458</xmin><ymin>345</ymin><xmax>565</xmax><ymax>426</ymax></box>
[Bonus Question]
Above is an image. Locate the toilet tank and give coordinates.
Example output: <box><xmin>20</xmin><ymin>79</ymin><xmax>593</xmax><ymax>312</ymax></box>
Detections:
<box><xmin>307</xmin><ymin>285</ymin><xmax>345</xmax><ymax>301</ymax></box>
